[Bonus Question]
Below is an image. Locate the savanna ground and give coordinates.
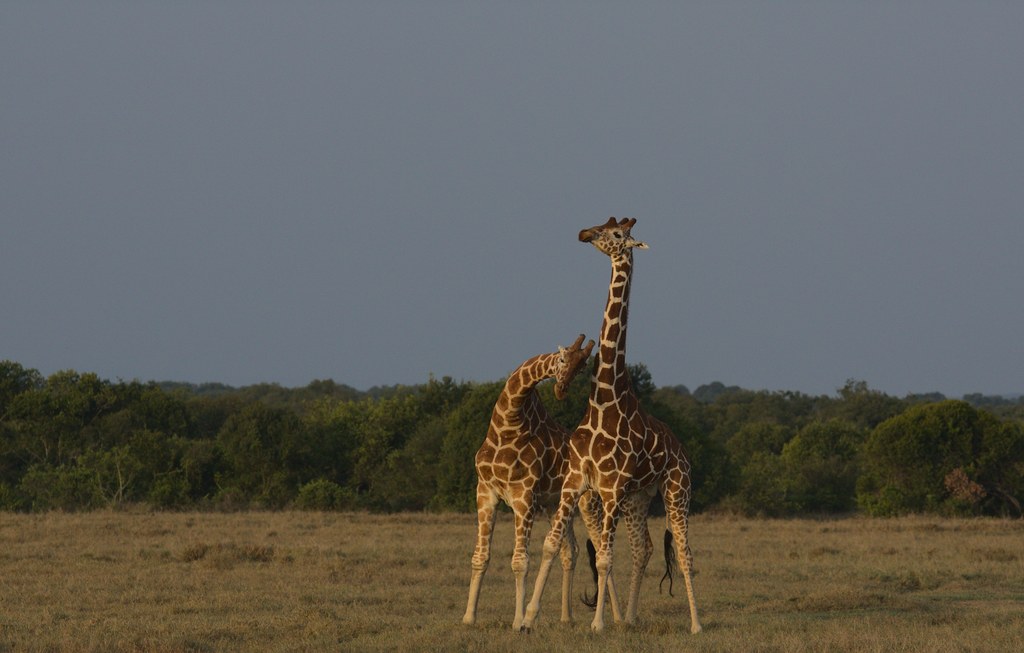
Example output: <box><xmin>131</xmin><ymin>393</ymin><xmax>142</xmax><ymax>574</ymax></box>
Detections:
<box><xmin>0</xmin><ymin>511</ymin><xmax>1021</xmax><ymax>653</ymax></box>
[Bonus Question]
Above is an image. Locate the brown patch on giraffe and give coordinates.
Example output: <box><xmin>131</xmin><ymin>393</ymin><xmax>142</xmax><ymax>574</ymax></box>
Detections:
<box><xmin>591</xmin><ymin>388</ymin><xmax>613</xmax><ymax>407</ymax></box>
<box><xmin>604</xmin><ymin>321</ymin><xmax>621</xmax><ymax>345</ymax></box>
<box><xmin>477</xmin><ymin>441</ymin><xmax>495</xmax><ymax>457</ymax></box>
<box><xmin>493</xmin><ymin>447</ymin><xmax>518</xmax><ymax>467</ymax></box>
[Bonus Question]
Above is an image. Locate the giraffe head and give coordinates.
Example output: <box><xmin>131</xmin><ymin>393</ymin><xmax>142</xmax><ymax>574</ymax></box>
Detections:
<box><xmin>553</xmin><ymin>333</ymin><xmax>596</xmax><ymax>400</ymax></box>
<box><xmin>578</xmin><ymin>217</ymin><xmax>648</xmax><ymax>257</ymax></box>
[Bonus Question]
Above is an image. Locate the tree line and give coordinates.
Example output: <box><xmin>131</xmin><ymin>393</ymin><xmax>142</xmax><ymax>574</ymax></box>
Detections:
<box><xmin>1</xmin><ymin>360</ymin><xmax>1022</xmax><ymax>517</ymax></box>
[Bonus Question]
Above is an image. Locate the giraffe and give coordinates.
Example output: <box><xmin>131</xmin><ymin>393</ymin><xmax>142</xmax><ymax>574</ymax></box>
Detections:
<box><xmin>462</xmin><ymin>333</ymin><xmax>621</xmax><ymax>630</ymax></box>
<box><xmin>522</xmin><ymin>218</ymin><xmax>701</xmax><ymax>634</ymax></box>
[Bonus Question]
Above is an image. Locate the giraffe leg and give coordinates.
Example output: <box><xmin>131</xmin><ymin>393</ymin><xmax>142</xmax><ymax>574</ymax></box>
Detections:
<box><xmin>510</xmin><ymin>496</ymin><xmax>536</xmax><ymax>631</ymax></box>
<box><xmin>663</xmin><ymin>477</ymin><xmax>702</xmax><ymax>634</ymax></box>
<box><xmin>463</xmin><ymin>484</ymin><xmax>498</xmax><ymax>625</ymax></box>
<box><xmin>521</xmin><ymin>473</ymin><xmax>583</xmax><ymax>632</ymax></box>
<box><xmin>557</xmin><ymin>516</ymin><xmax>578</xmax><ymax>624</ymax></box>
<box><xmin>590</xmin><ymin>490</ymin><xmax>623</xmax><ymax>633</ymax></box>
<box><xmin>621</xmin><ymin>492</ymin><xmax>653</xmax><ymax>625</ymax></box>
<box><xmin>578</xmin><ymin>491</ymin><xmax>623</xmax><ymax>622</ymax></box>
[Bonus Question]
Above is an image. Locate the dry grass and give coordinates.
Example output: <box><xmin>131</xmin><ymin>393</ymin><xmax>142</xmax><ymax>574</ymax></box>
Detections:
<box><xmin>1</xmin><ymin>511</ymin><xmax>1022</xmax><ymax>652</ymax></box>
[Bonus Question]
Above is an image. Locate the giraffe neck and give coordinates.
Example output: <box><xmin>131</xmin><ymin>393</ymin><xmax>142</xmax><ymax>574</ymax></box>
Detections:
<box><xmin>591</xmin><ymin>251</ymin><xmax>635</xmax><ymax>408</ymax></box>
<box><xmin>496</xmin><ymin>353</ymin><xmax>557</xmax><ymax>428</ymax></box>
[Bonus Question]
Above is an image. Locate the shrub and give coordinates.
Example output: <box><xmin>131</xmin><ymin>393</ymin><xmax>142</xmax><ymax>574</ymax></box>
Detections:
<box><xmin>19</xmin><ymin>463</ymin><xmax>104</xmax><ymax>511</ymax></box>
<box><xmin>857</xmin><ymin>400</ymin><xmax>1024</xmax><ymax>516</ymax></box>
<box><xmin>295</xmin><ymin>479</ymin><xmax>351</xmax><ymax>511</ymax></box>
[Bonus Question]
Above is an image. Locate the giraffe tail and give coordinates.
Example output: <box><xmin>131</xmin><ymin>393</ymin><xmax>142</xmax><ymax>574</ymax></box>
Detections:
<box><xmin>660</xmin><ymin>529</ymin><xmax>676</xmax><ymax>597</ymax></box>
<box><xmin>580</xmin><ymin>538</ymin><xmax>598</xmax><ymax>609</ymax></box>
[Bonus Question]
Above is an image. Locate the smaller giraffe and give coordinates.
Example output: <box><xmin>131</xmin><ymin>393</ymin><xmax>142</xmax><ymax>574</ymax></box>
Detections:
<box><xmin>463</xmin><ymin>334</ymin><xmax>618</xmax><ymax>630</ymax></box>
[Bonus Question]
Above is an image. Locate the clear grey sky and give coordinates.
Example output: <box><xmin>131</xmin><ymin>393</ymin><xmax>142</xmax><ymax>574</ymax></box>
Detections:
<box><xmin>2</xmin><ymin>3</ymin><xmax>1022</xmax><ymax>397</ymax></box>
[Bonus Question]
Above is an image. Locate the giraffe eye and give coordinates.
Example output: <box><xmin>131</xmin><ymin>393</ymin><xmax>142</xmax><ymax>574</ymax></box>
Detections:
<box><xmin>612</xmin><ymin>231</ymin><xmax>623</xmax><ymax>239</ymax></box>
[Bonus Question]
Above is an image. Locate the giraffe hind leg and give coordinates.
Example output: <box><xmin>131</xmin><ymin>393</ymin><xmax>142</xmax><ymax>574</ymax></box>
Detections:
<box><xmin>663</xmin><ymin>480</ymin><xmax>702</xmax><ymax>634</ymax></box>
<box><xmin>621</xmin><ymin>492</ymin><xmax>653</xmax><ymax>625</ymax></box>
<box><xmin>463</xmin><ymin>485</ymin><xmax>498</xmax><ymax>625</ymax></box>
<box><xmin>557</xmin><ymin>516</ymin><xmax>578</xmax><ymax>623</ymax></box>
<box><xmin>578</xmin><ymin>491</ymin><xmax>623</xmax><ymax>622</ymax></box>
<box><xmin>510</xmin><ymin>497</ymin><xmax>536</xmax><ymax>631</ymax></box>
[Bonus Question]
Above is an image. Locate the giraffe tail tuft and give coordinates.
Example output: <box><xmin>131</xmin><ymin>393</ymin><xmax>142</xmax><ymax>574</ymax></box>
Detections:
<box><xmin>580</xmin><ymin>538</ymin><xmax>598</xmax><ymax>609</ymax></box>
<box><xmin>660</xmin><ymin>529</ymin><xmax>676</xmax><ymax>597</ymax></box>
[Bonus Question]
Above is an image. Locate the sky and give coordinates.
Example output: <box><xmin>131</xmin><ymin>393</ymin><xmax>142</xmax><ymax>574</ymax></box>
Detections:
<box><xmin>2</xmin><ymin>3</ymin><xmax>1023</xmax><ymax>398</ymax></box>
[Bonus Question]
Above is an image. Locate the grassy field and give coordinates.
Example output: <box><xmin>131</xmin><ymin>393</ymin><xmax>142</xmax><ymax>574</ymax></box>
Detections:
<box><xmin>0</xmin><ymin>511</ymin><xmax>1021</xmax><ymax>652</ymax></box>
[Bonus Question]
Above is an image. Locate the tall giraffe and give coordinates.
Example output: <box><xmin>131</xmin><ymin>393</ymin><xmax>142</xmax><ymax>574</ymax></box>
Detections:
<box><xmin>463</xmin><ymin>334</ymin><xmax>620</xmax><ymax>630</ymax></box>
<box><xmin>522</xmin><ymin>218</ymin><xmax>701</xmax><ymax>634</ymax></box>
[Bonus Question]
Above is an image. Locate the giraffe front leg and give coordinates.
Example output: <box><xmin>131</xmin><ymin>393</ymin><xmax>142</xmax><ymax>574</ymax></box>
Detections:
<box><xmin>463</xmin><ymin>486</ymin><xmax>498</xmax><ymax>625</ymax></box>
<box><xmin>521</xmin><ymin>475</ymin><xmax>582</xmax><ymax>633</ymax></box>
<box><xmin>591</xmin><ymin>492</ymin><xmax>623</xmax><ymax>633</ymax></box>
<box><xmin>510</xmin><ymin>497</ymin><xmax>536</xmax><ymax>631</ymax></box>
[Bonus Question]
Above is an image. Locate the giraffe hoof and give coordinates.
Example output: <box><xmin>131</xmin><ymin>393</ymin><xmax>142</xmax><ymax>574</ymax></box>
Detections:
<box><xmin>518</xmin><ymin>625</ymin><xmax>532</xmax><ymax>635</ymax></box>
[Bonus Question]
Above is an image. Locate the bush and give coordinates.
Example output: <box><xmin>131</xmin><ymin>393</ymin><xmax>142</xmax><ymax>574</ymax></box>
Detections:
<box><xmin>780</xmin><ymin>420</ymin><xmax>865</xmax><ymax>513</ymax></box>
<box><xmin>148</xmin><ymin>472</ymin><xmax>192</xmax><ymax>509</ymax></box>
<box><xmin>857</xmin><ymin>400</ymin><xmax>1023</xmax><ymax>516</ymax></box>
<box><xmin>0</xmin><ymin>482</ymin><xmax>26</xmax><ymax>511</ymax></box>
<box><xmin>19</xmin><ymin>463</ymin><xmax>104</xmax><ymax>511</ymax></box>
<box><xmin>432</xmin><ymin>382</ymin><xmax>502</xmax><ymax>512</ymax></box>
<box><xmin>295</xmin><ymin>479</ymin><xmax>354</xmax><ymax>511</ymax></box>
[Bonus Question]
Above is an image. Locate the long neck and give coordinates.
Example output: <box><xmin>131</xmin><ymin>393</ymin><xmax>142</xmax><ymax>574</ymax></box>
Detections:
<box><xmin>591</xmin><ymin>252</ymin><xmax>635</xmax><ymax>407</ymax></box>
<box><xmin>496</xmin><ymin>353</ymin><xmax>556</xmax><ymax>426</ymax></box>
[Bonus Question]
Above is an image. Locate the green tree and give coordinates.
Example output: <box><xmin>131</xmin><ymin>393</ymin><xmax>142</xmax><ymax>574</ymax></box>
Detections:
<box><xmin>721</xmin><ymin>422</ymin><xmax>794</xmax><ymax>515</ymax></box>
<box><xmin>215</xmin><ymin>403</ymin><xmax>306</xmax><ymax>507</ymax></box>
<box><xmin>433</xmin><ymin>381</ymin><xmax>502</xmax><ymax>511</ymax></box>
<box><xmin>728</xmin><ymin>451</ymin><xmax>789</xmax><ymax>516</ymax></box>
<box><xmin>825</xmin><ymin>379</ymin><xmax>906</xmax><ymax>430</ymax></box>
<box><xmin>77</xmin><ymin>445</ymin><xmax>143</xmax><ymax>507</ymax></box>
<box><xmin>726</xmin><ymin>422</ymin><xmax>793</xmax><ymax>468</ymax></box>
<box><xmin>780</xmin><ymin>420</ymin><xmax>865</xmax><ymax>512</ymax></box>
<box><xmin>0</xmin><ymin>361</ymin><xmax>42</xmax><ymax>417</ymax></box>
<box><xmin>962</xmin><ymin>418</ymin><xmax>1024</xmax><ymax>516</ymax></box>
<box><xmin>647</xmin><ymin>390</ymin><xmax>730</xmax><ymax>511</ymax></box>
<box><xmin>295</xmin><ymin>478</ymin><xmax>353</xmax><ymax>511</ymax></box>
<box><xmin>348</xmin><ymin>395</ymin><xmax>423</xmax><ymax>489</ymax></box>
<box><xmin>857</xmin><ymin>400</ymin><xmax>1023</xmax><ymax>516</ymax></box>
<box><xmin>4</xmin><ymin>370</ymin><xmax>127</xmax><ymax>469</ymax></box>
<box><xmin>302</xmin><ymin>398</ymin><xmax>361</xmax><ymax>489</ymax></box>
<box><xmin>371</xmin><ymin>416</ymin><xmax>448</xmax><ymax>511</ymax></box>
<box><xmin>692</xmin><ymin>382</ymin><xmax>743</xmax><ymax>404</ymax></box>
